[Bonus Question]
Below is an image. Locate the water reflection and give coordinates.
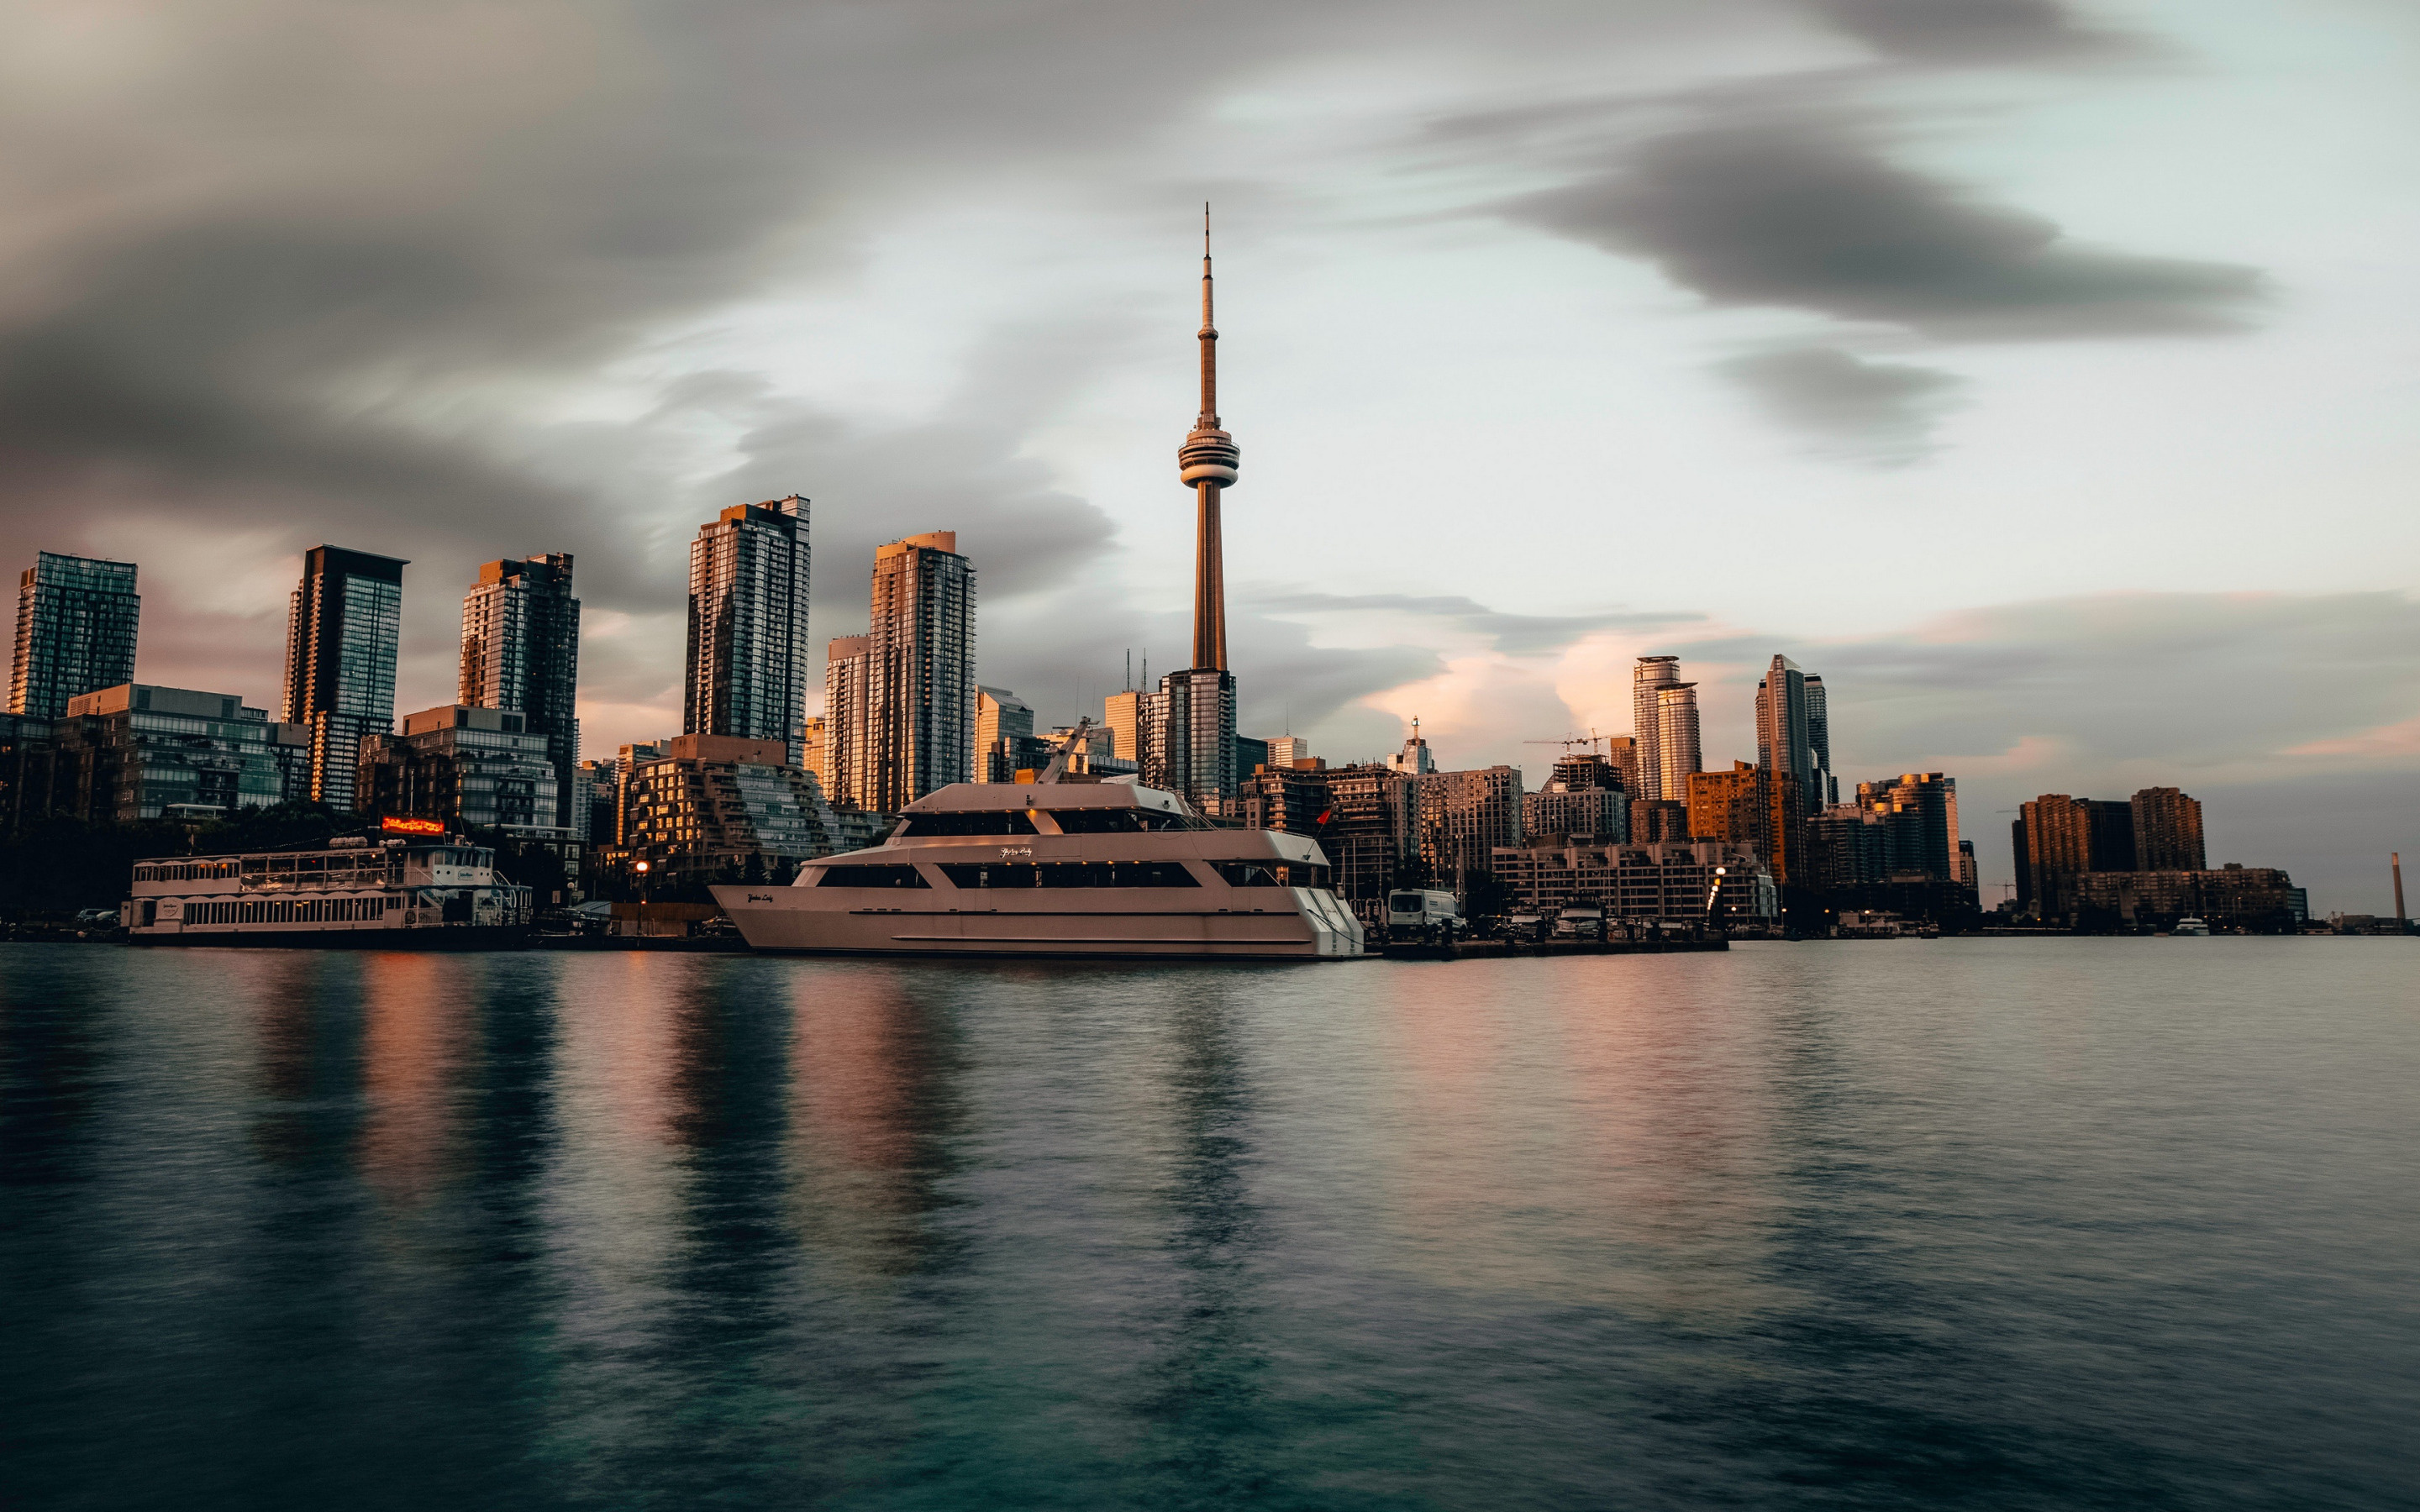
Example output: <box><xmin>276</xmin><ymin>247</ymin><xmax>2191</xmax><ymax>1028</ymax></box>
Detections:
<box><xmin>247</xmin><ymin>953</ymin><xmax>366</xmax><ymax>1169</ymax></box>
<box><xmin>0</xmin><ymin>949</ymin><xmax>113</xmax><ymax>1187</ymax></box>
<box><xmin>1138</xmin><ymin>984</ymin><xmax>1278</xmax><ymax>1499</ymax></box>
<box><xmin>784</xmin><ymin>965</ymin><xmax>965</xmax><ymax>1280</ymax></box>
<box><xmin>360</xmin><ymin>953</ymin><xmax>472</xmax><ymax>1207</ymax></box>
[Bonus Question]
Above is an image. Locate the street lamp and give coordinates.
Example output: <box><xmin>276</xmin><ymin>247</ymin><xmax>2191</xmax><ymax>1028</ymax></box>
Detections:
<box><xmin>634</xmin><ymin>858</ymin><xmax>650</xmax><ymax>906</ymax></box>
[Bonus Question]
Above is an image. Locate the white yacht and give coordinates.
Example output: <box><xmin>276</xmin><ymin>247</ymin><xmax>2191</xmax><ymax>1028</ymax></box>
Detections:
<box><xmin>124</xmin><ymin>836</ymin><xmax>534</xmax><ymax>948</ymax></box>
<box><xmin>711</xmin><ymin>779</ymin><xmax>1365</xmax><ymax>960</ymax></box>
<box><xmin>2172</xmin><ymin>916</ymin><xmax>2211</xmax><ymax>936</ymax></box>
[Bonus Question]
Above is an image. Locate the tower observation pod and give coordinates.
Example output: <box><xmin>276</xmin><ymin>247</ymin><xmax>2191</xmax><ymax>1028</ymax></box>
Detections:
<box><xmin>1179</xmin><ymin>203</ymin><xmax>1239</xmax><ymax>671</ymax></box>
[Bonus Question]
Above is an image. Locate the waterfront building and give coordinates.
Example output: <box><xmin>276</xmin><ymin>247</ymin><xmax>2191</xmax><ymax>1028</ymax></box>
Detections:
<box><xmin>50</xmin><ymin>684</ymin><xmax>309</xmax><ymax>822</ymax></box>
<box><xmin>1958</xmin><ymin>839</ymin><xmax>1978</xmax><ymax>895</ymax></box>
<box><xmin>11</xmin><ymin>552</ymin><xmax>139</xmax><ymax>722</ymax></box>
<box><xmin>1629</xmin><ymin>798</ymin><xmax>1691</xmax><ymax>844</ymax></box>
<box><xmin>685</xmin><ymin>495</ymin><xmax>811</xmax><ymax>765</ymax></box>
<box><xmin>1631</xmin><ymin>657</ymin><xmax>1681</xmax><ymax>800</ymax></box>
<box><xmin>865</xmin><ymin>531</ymin><xmax>976</xmax><ymax>811</ymax></box>
<box><xmin>0</xmin><ymin>712</ymin><xmax>58</xmax><ymax>834</ymax></box>
<box><xmin>1490</xmin><ymin>838</ymin><xmax>1776</xmax><ymax>924</ymax></box>
<box><xmin>280</xmin><ymin>545</ymin><xmax>407</xmax><ymax>811</ymax></box>
<box><xmin>359</xmin><ymin>705</ymin><xmax>561</xmax><ymax>833</ymax></box>
<box><xmin>598</xmin><ymin>732</ymin><xmax>860</xmax><ymax>890</ymax></box>
<box><xmin>823</xmin><ymin>635</ymin><xmax>872</xmax><ymax>808</ymax></box>
<box><xmin>460</xmin><ymin>554</ymin><xmax>580</xmax><ymax>833</ymax></box>
<box><xmin>1239</xmin><ymin>761</ymin><xmax>1332</xmax><ymax>835</ymax></box>
<box><xmin>2131</xmin><ymin>787</ymin><xmax>2207</xmax><ymax>872</ymax></box>
<box><xmin>1686</xmin><ymin>760</ymin><xmax>1802</xmax><ymax>885</ymax></box>
<box><xmin>1141</xmin><ymin>670</ymin><xmax>1235</xmax><ymax>806</ymax></box>
<box><xmin>2018</xmin><ymin>792</ymin><xmax>2135</xmax><ymax>919</ymax></box>
<box><xmin>2073</xmin><ymin>864</ymin><xmax>2297</xmax><ymax>932</ymax></box>
<box><xmin>1413</xmin><ymin>765</ymin><xmax>1524</xmax><ymax>889</ymax></box>
<box><xmin>1858</xmin><ymin>773</ymin><xmax>1961</xmax><ymax>883</ymax></box>
<box><xmin>1806</xmin><ymin>803</ymin><xmax>1891</xmax><ymax>891</ymax></box>
<box><xmin>1323</xmin><ymin>764</ymin><xmax>1414</xmax><ymax>917</ymax></box>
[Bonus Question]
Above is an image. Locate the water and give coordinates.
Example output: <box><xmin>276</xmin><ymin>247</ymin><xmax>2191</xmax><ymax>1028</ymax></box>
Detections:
<box><xmin>2</xmin><ymin>939</ymin><xmax>2413</xmax><ymax>1510</ymax></box>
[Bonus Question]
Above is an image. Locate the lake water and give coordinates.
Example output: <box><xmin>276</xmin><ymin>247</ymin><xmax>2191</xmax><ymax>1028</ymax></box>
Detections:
<box><xmin>3</xmin><ymin>939</ymin><xmax>2413</xmax><ymax>1510</ymax></box>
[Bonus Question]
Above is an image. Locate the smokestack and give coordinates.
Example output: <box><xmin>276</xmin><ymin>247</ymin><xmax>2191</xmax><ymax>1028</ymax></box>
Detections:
<box><xmin>2396</xmin><ymin>851</ymin><xmax>2407</xmax><ymax>932</ymax></box>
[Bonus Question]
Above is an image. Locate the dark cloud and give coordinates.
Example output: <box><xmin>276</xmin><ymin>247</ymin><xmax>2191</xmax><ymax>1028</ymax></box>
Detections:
<box><xmin>1722</xmin><ymin>344</ymin><xmax>1965</xmax><ymax>461</ymax></box>
<box><xmin>1797</xmin><ymin>0</ymin><xmax>2140</xmax><ymax>64</ymax></box>
<box><xmin>1510</xmin><ymin>113</ymin><xmax>2262</xmax><ymax>338</ymax></box>
<box><xmin>1248</xmin><ymin>590</ymin><xmax>1699</xmax><ymax>657</ymax></box>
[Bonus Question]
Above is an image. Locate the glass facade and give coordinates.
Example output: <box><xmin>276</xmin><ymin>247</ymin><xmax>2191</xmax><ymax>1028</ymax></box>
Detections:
<box><xmin>53</xmin><ymin>685</ymin><xmax>304</xmax><ymax>822</ymax></box>
<box><xmin>1141</xmin><ymin>667</ymin><xmax>1235</xmax><ymax>808</ymax></box>
<box><xmin>11</xmin><ymin>553</ymin><xmax>139</xmax><ymax>721</ymax></box>
<box><xmin>865</xmin><ymin>533</ymin><xmax>975</xmax><ymax>811</ymax></box>
<box><xmin>460</xmin><ymin>554</ymin><xmax>581</xmax><ymax>823</ymax></box>
<box><xmin>358</xmin><ymin>706</ymin><xmax>559</xmax><ymax>832</ymax></box>
<box><xmin>281</xmin><ymin>546</ymin><xmax>408</xmax><ymax>810</ymax></box>
<box><xmin>686</xmin><ymin>496</ymin><xmax>811</xmax><ymax>766</ymax></box>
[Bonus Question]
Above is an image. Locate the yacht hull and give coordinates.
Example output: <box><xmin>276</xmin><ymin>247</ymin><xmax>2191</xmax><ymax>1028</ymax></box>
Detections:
<box><xmin>712</xmin><ymin>886</ymin><xmax>1362</xmax><ymax>960</ymax></box>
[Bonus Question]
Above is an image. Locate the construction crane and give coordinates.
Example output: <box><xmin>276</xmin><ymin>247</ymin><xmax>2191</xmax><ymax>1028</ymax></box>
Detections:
<box><xmin>1523</xmin><ymin>730</ymin><xmax>1607</xmax><ymax>757</ymax></box>
<box><xmin>1034</xmin><ymin>717</ymin><xmax>1095</xmax><ymax>784</ymax></box>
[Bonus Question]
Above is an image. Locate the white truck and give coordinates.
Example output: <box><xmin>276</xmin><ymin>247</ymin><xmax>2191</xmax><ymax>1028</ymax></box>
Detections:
<box><xmin>1386</xmin><ymin>889</ymin><xmax>1464</xmax><ymax>942</ymax></box>
<box><xmin>1554</xmin><ymin>904</ymin><xmax>1606</xmax><ymax>940</ymax></box>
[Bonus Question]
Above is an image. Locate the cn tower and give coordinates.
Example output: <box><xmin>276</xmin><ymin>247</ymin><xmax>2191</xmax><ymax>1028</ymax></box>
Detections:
<box><xmin>1178</xmin><ymin>204</ymin><xmax>1239</xmax><ymax>670</ymax></box>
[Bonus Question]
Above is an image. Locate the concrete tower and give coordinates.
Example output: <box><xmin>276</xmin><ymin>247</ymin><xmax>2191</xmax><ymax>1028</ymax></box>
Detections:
<box><xmin>1150</xmin><ymin>206</ymin><xmax>1243</xmax><ymax>807</ymax></box>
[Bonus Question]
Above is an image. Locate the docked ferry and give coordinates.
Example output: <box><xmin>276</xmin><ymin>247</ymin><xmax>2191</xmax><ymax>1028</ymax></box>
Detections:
<box><xmin>123</xmin><ymin>836</ymin><xmax>534</xmax><ymax>948</ymax></box>
<box><xmin>711</xmin><ymin>779</ymin><xmax>1364</xmax><ymax>959</ymax></box>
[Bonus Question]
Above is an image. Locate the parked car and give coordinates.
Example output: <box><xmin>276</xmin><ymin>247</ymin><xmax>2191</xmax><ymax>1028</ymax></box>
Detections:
<box><xmin>1553</xmin><ymin>906</ymin><xmax>1606</xmax><ymax>941</ymax></box>
<box><xmin>75</xmin><ymin>908</ymin><xmax>120</xmax><ymax>928</ymax></box>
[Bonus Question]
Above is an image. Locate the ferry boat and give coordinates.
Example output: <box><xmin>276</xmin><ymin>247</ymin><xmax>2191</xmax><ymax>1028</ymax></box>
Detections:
<box><xmin>711</xmin><ymin>778</ymin><xmax>1365</xmax><ymax>959</ymax></box>
<box><xmin>123</xmin><ymin>836</ymin><xmax>534</xmax><ymax>948</ymax></box>
<box><xmin>2172</xmin><ymin>916</ymin><xmax>2211</xmax><ymax>936</ymax></box>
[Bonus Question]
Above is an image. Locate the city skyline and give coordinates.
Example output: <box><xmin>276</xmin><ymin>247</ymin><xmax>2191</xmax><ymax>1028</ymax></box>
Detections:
<box><xmin>0</xmin><ymin>1</ymin><xmax>2411</xmax><ymax>908</ymax></box>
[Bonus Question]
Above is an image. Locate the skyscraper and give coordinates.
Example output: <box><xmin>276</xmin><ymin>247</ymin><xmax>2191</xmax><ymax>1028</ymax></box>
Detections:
<box><xmin>281</xmin><ymin>545</ymin><xmax>407</xmax><ymax>810</ymax></box>
<box><xmin>11</xmin><ymin>552</ymin><xmax>139</xmax><ymax>721</ymax></box>
<box><xmin>1603</xmin><ymin>735</ymin><xmax>1641</xmax><ymax>798</ymax></box>
<box><xmin>823</xmin><ymin>635</ymin><xmax>872</xmax><ymax>809</ymax></box>
<box><xmin>1146</xmin><ymin>207</ymin><xmax>1242</xmax><ymax>806</ymax></box>
<box><xmin>865</xmin><ymin>531</ymin><xmax>975</xmax><ymax>811</ymax></box>
<box><xmin>2131</xmin><ymin>787</ymin><xmax>2206</xmax><ymax>871</ymax></box>
<box><xmin>1632</xmin><ymin>655</ymin><xmax>1683</xmax><ymax>800</ymax></box>
<box><xmin>685</xmin><ymin>494</ymin><xmax>810</xmax><ymax>765</ymax></box>
<box><xmin>1755</xmin><ymin>654</ymin><xmax>1812</xmax><ymax>793</ymax></box>
<box><xmin>976</xmin><ymin>685</ymin><xmax>1040</xmax><ymax>782</ymax></box>
<box><xmin>1803</xmin><ymin>674</ymin><xmax>1836</xmax><ymax>806</ymax></box>
<box><xmin>460</xmin><ymin>553</ymin><xmax>579</xmax><ymax>832</ymax></box>
<box><xmin>1860</xmin><ymin>772</ymin><xmax>1962</xmax><ymax>882</ymax></box>
<box><xmin>1653</xmin><ymin>682</ymin><xmax>1702</xmax><ymax>803</ymax></box>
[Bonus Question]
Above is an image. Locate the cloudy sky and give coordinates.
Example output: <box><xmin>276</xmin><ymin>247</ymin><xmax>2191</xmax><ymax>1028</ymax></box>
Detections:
<box><xmin>3</xmin><ymin>0</ymin><xmax>2413</xmax><ymax>909</ymax></box>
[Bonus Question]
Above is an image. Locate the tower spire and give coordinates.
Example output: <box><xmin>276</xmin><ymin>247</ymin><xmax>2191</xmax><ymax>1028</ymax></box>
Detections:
<box><xmin>1178</xmin><ymin>202</ymin><xmax>1239</xmax><ymax>670</ymax></box>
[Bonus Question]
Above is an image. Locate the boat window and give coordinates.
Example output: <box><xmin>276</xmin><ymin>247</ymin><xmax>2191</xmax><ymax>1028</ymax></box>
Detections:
<box><xmin>897</xmin><ymin>810</ymin><xmax>1039</xmax><ymax>836</ymax></box>
<box><xmin>1214</xmin><ymin>862</ymin><xmax>1328</xmax><ymax>889</ymax></box>
<box><xmin>1049</xmin><ymin>807</ymin><xmax>1203</xmax><ymax>833</ymax></box>
<box><xmin>939</xmin><ymin>861</ymin><xmax>1200</xmax><ymax>889</ymax></box>
<box><xmin>812</xmin><ymin>864</ymin><xmax>932</xmax><ymax>889</ymax></box>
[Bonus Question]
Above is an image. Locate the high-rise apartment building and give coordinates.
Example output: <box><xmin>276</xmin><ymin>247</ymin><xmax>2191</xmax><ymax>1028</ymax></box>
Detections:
<box><xmin>1688</xmin><ymin>760</ymin><xmax>1802</xmax><ymax>885</ymax></box>
<box><xmin>823</xmin><ymin>635</ymin><xmax>872</xmax><ymax>810</ymax></box>
<box><xmin>1266</xmin><ymin>735</ymin><xmax>1312</xmax><ymax>769</ymax></box>
<box><xmin>281</xmin><ymin>545</ymin><xmax>407</xmax><ymax>810</ymax></box>
<box><xmin>11</xmin><ymin>552</ymin><xmax>140</xmax><ymax>722</ymax></box>
<box><xmin>685</xmin><ymin>495</ymin><xmax>810</xmax><ymax>765</ymax></box>
<box><xmin>1412</xmin><ymin>765</ymin><xmax>1524</xmax><ymax>888</ymax></box>
<box><xmin>2131</xmin><ymin>787</ymin><xmax>2206</xmax><ymax>871</ymax></box>
<box><xmin>1632</xmin><ymin>656</ymin><xmax>1681</xmax><ymax>800</ymax></box>
<box><xmin>799</xmin><ymin>717</ymin><xmax>827</xmax><ymax>793</ymax></box>
<box><xmin>1602</xmin><ymin>735</ymin><xmax>1641</xmax><ymax>798</ymax></box>
<box><xmin>1142</xmin><ymin>670</ymin><xmax>1236</xmax><ymax>806</ymax></box>
<box><xmin>864</xmin><ymin>531</ymin><xmax>975</xmax><ymax>811</ymax></box>
<box><xmin>1858</xmin><ymin>773</ymin><xmax>1961</xmax><ymax>882</ymax></box>
<box><xmin>1386</xmin><ymin>720</ymin><xmax>1438</xmax><ymax>776</ymax></box>
<box><xmin>1754</xmin><ymin>654</ymin><xmax>1812</xmax><ymax>793</ymax></box>
<box><xmin>1653</xmin><ymin>683</ymin><xmax>1702</xmax><ymax>802</ymax></box>
<box><xmin>52</xmin><ymin>684</ymin><xmax>308</xmax><ymax>822</ymax></box>
<box><xmin>460</xmin><ymin>554</ymin><xmax>580</xmax><ymax>832</ymax></box>
<box><xmin>1803</xmin><ymin>675</ymin><xmax>1836</xmax><ymax>806</ymax></box>
<box><xmin>2018</xmin><ymin>793</ymin><xmax>2137</xmax><ymax>918</ymax></box>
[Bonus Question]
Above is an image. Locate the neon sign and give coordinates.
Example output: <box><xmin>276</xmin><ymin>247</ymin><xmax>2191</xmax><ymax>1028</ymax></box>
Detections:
<box><xmin>380</xmin><ymin>816</ymin><xmax>445</xmax><ymax>836</ymax></box>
